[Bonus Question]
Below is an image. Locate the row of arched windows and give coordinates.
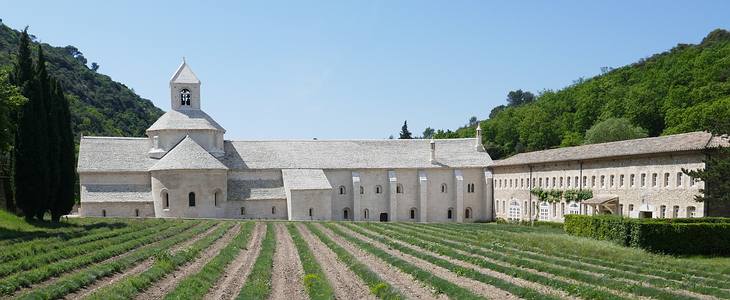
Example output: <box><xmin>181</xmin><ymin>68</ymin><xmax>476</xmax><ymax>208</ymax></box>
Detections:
<box><xmin>161</xmin><ymin>190</ymin><xmax>222</xmax><ymax>210</ymax></box>
<box><xmin>497</xmin><ymin>171</ymin><xmax>698</xmax><ymax>190</ymax></box>
<box><xmin>339</xmin><ymin>182</ymin><xmax>477</xmax><ymax>196</ymax></box>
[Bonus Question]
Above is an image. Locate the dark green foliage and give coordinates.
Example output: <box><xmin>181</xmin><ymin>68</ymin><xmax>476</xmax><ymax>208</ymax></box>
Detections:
<box><xmin>398</xmin><ymin>120</ymin><xmax>412</xmax><ymax>139</ymax></box>
<box><xmin>564</xmin><ymin>215</ymin><xmax>730</xmax><ymax>255</ymax></box>
<box><xmin>421</xmin><ymin>127</ymin><xmax>434</xmax><ymax>139</ymax></box>
<box><xmin>0</xmin><ymin>23</ymin><xmax>163</xmax><ymax>139</ymax></box>
<box><xmin>683</xmin><ymin>147</ymin><xmax>730</xmax><ymax>206</ymax></box>
<box><xmin>51</xmin><ymin>79</ymin><xmax>76</xmax><ymax>221</ymax></box>
<box><xmin>583</xmin><ymin>118</ymin><xmax>648</xmax><ymax>144</ymax></box>
<box><xmin>433</xmin><ymin>29</ymin><xmax>730</xmax><ymax>159</ymax></box>
<box><xmin>506</xmin><ymin>89</ymin><xmax>535</xmax><ymax>106</ymax></box>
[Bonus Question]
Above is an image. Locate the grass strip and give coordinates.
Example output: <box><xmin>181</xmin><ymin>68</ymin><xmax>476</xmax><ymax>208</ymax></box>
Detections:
<box><xmin>347</xmin><ymin>223</ymin><xmax>570</xmax><ymax>300</ymax></box>
<box><xmin>85</xmin><ymin>221</ymin><xmax>234</xmax><ymax>300</ymax></box>
<box><xmin>415</xmin><ymin>223</ymin><xmax>730</xmax><ymax>299</ymax></box>
<box><xmin>305</xmin><ymin>223</ymin><xmax>403</xmax><ymax>299</ymax></box>
<box><xmin>0</xmin><ymin>220</ymin><xmax>184</xmax><ymax>295</ymax></box>
<box><xmin>321</xmin><ymin>223</ymin><xmax>484</xmax><ymax>300</ymax></box>
<box><xmin>14</xmin><ymin>220</ymin><xmax>207</xmax><ymax>300</ymax></box>
<box><xmin>236</xmin><ymin>223</ymin><xmax>276</xmax><ymax>300</ymax></box>
<box><xmin>428</xmin><ymin>222</ymin><xmax>730</xmax><ymax>290</ymax></box>
<box><xmin>383</xmin><ymin>223</ymin><xmax>693</xmax><ymax>300</ymax></box>
<box><xmin>0</xmin><ymin>221</ymin><xmax>172</xmax><ymax>277</ymax></box>
<box><xmin>163</xmin><ymin>222</ymin><xmax>255</xmax><ymax>300</ymax></box>
<box><xmin>286</xmin><ymin>224</ymin><xmax>336</xmax><ymax>300</ymax></box>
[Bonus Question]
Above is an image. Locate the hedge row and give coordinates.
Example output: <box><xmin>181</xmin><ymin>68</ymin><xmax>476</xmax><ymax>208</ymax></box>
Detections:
<box><xmin>564</xmin><ymin>215</ymin><xmax>730</xmax><ymax>255</ymax></box>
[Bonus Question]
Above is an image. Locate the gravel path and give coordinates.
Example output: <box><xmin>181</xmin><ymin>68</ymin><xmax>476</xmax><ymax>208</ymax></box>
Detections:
<box><xmin>135</xmin><ymin>223</ymin><xmax>241</xmax><ymax>300</ymax></box>
<box><xmin>270</xmin><ymin>223</ymin><xmax>307</xmax><ymax>300</ymax></box>
<box><xmin>356</xmin><ymin>224</ymin><xmax>578</xmax><ymax>300</ymax></box>
<box><xmin>296</xmin><ymin>223</ymin><xmax>374</xmax><ymax>300</ymax></box>
<box><xmin>315</xmin><ymin>223</ymin><xmax>446</xmax><ymax>300</ymax></box>
<box><xmin>204</xmin><ymin>222</ymin><xmax>266</xmax><ymax>300</ymax></box>
<box><xmin>333</xmin><ymin>223</ymin><xmax>521</xmax><ymax>300</ymax></box>
<box><xmin>64</xmin><ymin>223</ymin><xmax>222</xmax><ymax>300</ymax></box>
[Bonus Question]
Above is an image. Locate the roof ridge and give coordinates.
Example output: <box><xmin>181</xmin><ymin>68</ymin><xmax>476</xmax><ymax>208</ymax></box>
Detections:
<box><xmin>82</xmin><ymin>136</ymin><xmax>148</xmax><ymax>140</ymax></box>
<box><xmin>225</xmin><ymin>138</ymin><xmax>477</xmax><ymax>142</ymax></box>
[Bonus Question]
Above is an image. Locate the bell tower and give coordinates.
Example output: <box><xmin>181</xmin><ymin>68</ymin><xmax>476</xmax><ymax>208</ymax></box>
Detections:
<box><xmin>170</xmin><ymin>58</ymin><xmax>201</xmax><ymax>111</ymax></box>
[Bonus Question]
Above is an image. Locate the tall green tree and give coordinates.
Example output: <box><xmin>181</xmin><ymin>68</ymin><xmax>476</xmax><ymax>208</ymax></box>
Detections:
<box><xmin>0</xmin><ymin>70</ymin><xmax>26</xmax><ymax>211</ymax></box>
<box><xmin>51</xmin><ymin>79</ymin><xmax>76</xmax><ymax>222</ymax></box>
<box><xmin>583</xmin><ymin>118</ymin><xmax>648</xmax><ymax>145</ymax></box>
<box><xmin>399</xmin><ymin>120</ymin><xmax>412</xmax><ymax>139</ymax></box>
<box><xmin>35</xmin><ymin>47</ymin><xmax>54</xmax><ymax>220</ymax></box>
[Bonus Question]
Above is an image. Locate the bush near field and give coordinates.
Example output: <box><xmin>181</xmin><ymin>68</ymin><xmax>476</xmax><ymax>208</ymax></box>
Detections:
<box><xmin>564</xmin><ymin>215</ymin><xmax>730</xmax><ymax>256</ymax></box>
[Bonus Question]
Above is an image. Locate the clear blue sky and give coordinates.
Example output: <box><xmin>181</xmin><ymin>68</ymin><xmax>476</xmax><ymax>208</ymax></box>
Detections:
<box><xmin>3</xmin><ymin>1</ymin><xmax>730</xmax><ymax>139</ymax></box>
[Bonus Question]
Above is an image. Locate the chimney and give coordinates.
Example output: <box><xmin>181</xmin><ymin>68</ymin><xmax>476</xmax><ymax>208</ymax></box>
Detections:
<box><xmin>430</xmin><ymin>138</ymin><xmax>436</xmax><ymax>163</ymax></box>
<box><xmin>475</xmin><ymin>123</ymin><xmax>483</xmax><ymax>151</ymax></box>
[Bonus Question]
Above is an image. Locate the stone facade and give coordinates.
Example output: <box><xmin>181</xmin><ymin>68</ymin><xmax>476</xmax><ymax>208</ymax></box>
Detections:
<box><xmin>77</xmin><ymin>61</ymin><xmax>728</xmax><ymax>222</ymax></box>
<box><xmin>77</xmin><ymin>61</ymin><xmax>494</xmax><ymax>222</ymax></box>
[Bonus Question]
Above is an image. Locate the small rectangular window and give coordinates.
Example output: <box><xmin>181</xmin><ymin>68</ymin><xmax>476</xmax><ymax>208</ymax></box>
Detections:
<box><xmin>600</xmin><ymin>175</ymin><xmax>605</xmax><ymax>188</ymax></box>
<box><xmin>630</xmin><ymin>174</ymin><xmax>635</xmax><ymax>187</ymax></box>
<box><xmin>652</xmin><ymin>173</ymin><xmax>657</xmax><ymax>187</ymax></box>
<box><xmin>559</xmin><ymin>177</ymin><xmax>564</xmax><ymax>188</ymax></box>
<box><xmin>609</xmin><ymin>175</ymin><xmax>614</xmax><ymax>187</ymax></box>
<box><xmin>567</xmin><ymin>176</ymin><xmax>571</xmax><ymax>187</ymax></box>
<box><xmin>591</xmin><ymin>176</ymin><xmax>596</xmax><ymax>187</ymax></box>
<box><xmin>663</xmin><ymin>173</ymin><xmax>669</xmax><ymax>187</ymax></box>
<box><xmin>641</xmin><ymin>174</ymin><xmax>646</xmax><ymax>187</ymax></box>
<box><xmin>620</xmin><ymin>174</ymin><xmax>624</xmax><ymax>187</ymax></box>
<box><xmin>676</xmin><ymin>172</ymin><xmax>682</xmax><ymax>187</ymax></box>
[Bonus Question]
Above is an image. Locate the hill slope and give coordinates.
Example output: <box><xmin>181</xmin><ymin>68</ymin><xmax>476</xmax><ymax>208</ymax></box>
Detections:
<box><xmin>0</xmin><ymin>23</ymin><xmax>163</xmax><ymax>139</ymax></box>
<box><xmin>439</xmin><ymin>29</ymin><xmax>730</xmax><ymax>159</ymax></box>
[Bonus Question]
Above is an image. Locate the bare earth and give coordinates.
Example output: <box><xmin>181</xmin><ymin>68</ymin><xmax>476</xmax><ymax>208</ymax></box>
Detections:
<box><xmin>333</xmin><ymin>223</ymin><xmax>521</xmax><ymax>300</ymax></box>
<box><xmin>135</xmin><ymin>223</ymin><xmax>241</xmax><ymax>300</ymax></box>
<box><xmin>204</xmin><ymin>222</ymin><xmax>266</xmax><ymax>300</ymax></box>
<box><xmin>63</xmin><ymin>222</ymin><xmax>221</xmax><ymax>300</ymax></box>
<box><xmin>296</xmin><ymin>223</ymin><xmax>374</xmax><ymax>300</ymax></box>
<box><xmin>315</xmin><ymin>223</ymin><xmax>446</xmax><ymax>300</ymax></box>
<box><xmin>270</xmin><ymin>223</ymin><xmax>307</xmax><ymax>300</ymax></box>
<box><xmin>359</xmin><ymin>224</ymin><xmax>579</xmax><ymax>300</ymax></box>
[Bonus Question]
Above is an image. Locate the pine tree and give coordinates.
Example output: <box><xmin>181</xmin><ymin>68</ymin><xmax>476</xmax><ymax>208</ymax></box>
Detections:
<box><xmin>51</xmin><ymin>79</ymin><xmax>76</xmax><ymax>222</ymax></box>
<box><xmin>399</xmin><ymin>120</ymin><xmax>412</xmax><ymax>139</ymax></box>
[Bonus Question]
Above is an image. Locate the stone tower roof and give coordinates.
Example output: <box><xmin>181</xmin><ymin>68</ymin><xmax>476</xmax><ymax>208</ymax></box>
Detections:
<box><xmin>146</xmin><ymin>109</ymin><xmax>226</xmax><ymax>132</ymax></box>
<box><xmin>149</xmin><ymin>136</ymin><xmax>228</xmax><ymax>171</ymax></box>
<box><xmin>170</xmin><ymin>60</ymin><xmax>200</xmax><ymax>84</ymax></box>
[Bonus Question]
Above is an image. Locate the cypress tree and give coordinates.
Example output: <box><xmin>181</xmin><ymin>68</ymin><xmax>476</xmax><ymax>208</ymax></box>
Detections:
<box><xmin>37</xmin><ymin>47</ymin><xmax>58</xmax><ymax>220</ymax></box>
<box><xmin>51</xmin><ymin>79</ymin><xmax>76</xmax><ymax>222</ymax></box>
<box><xmin>12</xmin><ymin>28</ymin><xmax>40</xmax><ymax>220</ymax></box>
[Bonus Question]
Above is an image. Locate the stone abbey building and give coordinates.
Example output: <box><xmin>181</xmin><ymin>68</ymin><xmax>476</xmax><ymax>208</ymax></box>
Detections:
<box><xmin>77</xmin><ymin>62</ymin><xmax>729</xmax><ymax>222</ymax></box>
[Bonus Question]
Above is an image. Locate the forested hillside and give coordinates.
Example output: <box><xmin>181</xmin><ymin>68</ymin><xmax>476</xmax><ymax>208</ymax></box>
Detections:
<box><xmin>0</xmin><ymin>22</ymin><xmax>163</xmax><ymax>139</ymax></box>
<box><xmin>436</xmin><ymin>29</ymin><xmax>730</xmax><ymax>159</ymax></box>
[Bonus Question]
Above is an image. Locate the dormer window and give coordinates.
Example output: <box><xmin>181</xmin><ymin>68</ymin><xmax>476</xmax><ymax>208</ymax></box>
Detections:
<box><xmin>180</xmin><ymin>89</ymin><xmax>191</xmax><ymax>106</ymax></box>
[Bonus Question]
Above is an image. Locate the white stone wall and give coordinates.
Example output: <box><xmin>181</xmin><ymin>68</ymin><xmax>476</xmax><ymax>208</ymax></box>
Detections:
<box><xmin>492</xmin><ymin>153</ymin><xmax>707</xmax><ymax>222</ymax></box>
<box><xmin>226</xmin><ymin>199</ymin><xmax>287</xmax><ymax>219</ymax></box>
<box><xmin>79</xmin><ymin>201</ymin><xmax>155</xmax><ymax>218</ymax></box>
<box><xmin>79</xmin><ymin>172</ymin><xmax>153</xmax><ymax>217</ymax></box>
<box><xmin>151</xmin><ymin>169</ymin><xmax>228</xmax><ymax>218</ymax></box>
<box><xmin>288</xmin><ymin>189</ymin><xmax>332</xmax><ymax>220</ymax></box>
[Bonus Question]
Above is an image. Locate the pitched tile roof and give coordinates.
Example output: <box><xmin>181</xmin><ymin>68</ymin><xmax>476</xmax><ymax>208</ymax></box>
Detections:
<box><xmin>223</xmin><ymin>138</ymin><xmax>492</xmax><ymax>169</ymax></box>
<box><xmin>149</xmin><ymin>136</ymin><xmax>228</xmax><ymax>171</ymax></box>
<box><xmin>77</xmin><ymin>137</ymin><xmax>155</xmax><ymax>172</ymax></box>
<box><xmin>146</xmin><ymin>109</ymin><xmax>225</xmax><ymax>132</ymax></box>
<box><xmin>227</xmin><ymin>179</ymin><xmax>286</xmax><ymax>200</ymax></box>
<box><xmin>492</xmin><ymin>131</ymin><xmax>728</xmax><ymax>167</ymax></box>
<box><xmin>282</xmin><ymin>169</ymin><xmax>332</xmax><ymax>190</ymax></box>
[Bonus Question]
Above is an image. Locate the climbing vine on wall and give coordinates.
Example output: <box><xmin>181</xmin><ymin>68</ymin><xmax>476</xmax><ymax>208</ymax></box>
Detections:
<box><xmin>530</xmin><ymin>188</ymin><xmax>592</xmax><ymax>203</ymax></box>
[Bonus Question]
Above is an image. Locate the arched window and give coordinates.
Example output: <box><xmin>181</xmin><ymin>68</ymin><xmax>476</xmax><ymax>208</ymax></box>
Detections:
<box><xmin>180</xmin><ymin>89</ymin><xmax>191</xmax><ymax>106</ymax></box>
<box><xmin>343</xmin><ymin>208</ymin><xmax>350</xmax><ymax>220</ymax></box>
<box><xmin>162</xmin><ymin>190</ymin><xmax>169</xmax><ymax>209</ymax></box>
<box><xmin>188</xmin><ymin>192</ymin><xmax>196</xmax><ymax>207</ymax></box>
<box><xmin>359</xmin><ymin>186</ymin><xmax>364</xmax><ymax>194</ymax></box>
<box><xmin>339</xmin><ymin>186</ymin><xmax>346</xmax><ymax>195</ymax></box>
<box><xmin>135</xmin><ymin>209</ymin><xmax>140</xmax><ymax>217</ymax></box>
<box><xmin>465</xmin><ymin>207</ymin><xmax>472</xmax><ymax>219</ymax></box>
<box><xmin>271</xmin><ymin>206</ymin><xmax>276</xmax><ymax>215</ymax></box>
<box><xmin>102</xmin><ymin>209</ymin><xmax>107</xmax><ymax>217</ymax></box>
<box><xmin>213</xmin><ymin>190</ymin><xmax>221</xmax><ymax>207</ymax></box>
<box><xmin>467</xmin><ymin>183</ymin><xmax>475</xmax><ymax>193</ymax></box>
<box><xmin>441</xmin><ymin>183</ymin><xmax>447</xmax><ymax>193</ymax></box>
<box><xmin>240</xmin><ymin>207</ymin><xmax>246</xmax><ymax>215</ymax></box>
<box><xmin>686</xmin><ymin>206</ymin><xmax>696</xmax><ymax>218</ymax></box>
<box><xmin>567</xmin><ymin>202</ymin><xmax>579</xmax><ymax>215</ymax></box>
<box><xmin>539</xmin><ymin>202</ymin><xmax>549</xmax><ymax>220</ymax></box>
<box><xmin>508</xmin><ymin>200</ymin><xmax>520</xmax><ymax>220</ymax></box>
<box><xmin>375</xmin><ymin>185</ymin><xmax>382</xmax><ymax>194</ymax></box>
<box><xmin>308</xmin><ymin>208</ymin><xmax>313</xmax><ymax>217</ymax></box>
<box><xmin>410</xmin><ymin>208</ymin><xmax>416</xmax><ymax>220</ymax></box>
<box><xmin>447</xmin><ymin>207</ymin><xmax>453</xmax><ymax>219</ymax></box>
<box><xmin>672</xmin><ymin>205</ymin><xmax>679</xmax><ymax>218</ymax></box>
<box><xmin>396</xmin><ymin>184</ymin><xmax>403</xmax><ymax>194</ymax></box>
<box><xmin>363</xmin><ymin>209</ymin><xmax>369</xmax><ymax>219</ymax></box>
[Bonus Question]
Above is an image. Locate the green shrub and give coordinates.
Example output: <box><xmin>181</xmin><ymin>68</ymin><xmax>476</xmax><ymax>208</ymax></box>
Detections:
<box><xmin>564</xmin><ymin>215</ymin><xmax>730</xmax><ymax>255</ymax></box>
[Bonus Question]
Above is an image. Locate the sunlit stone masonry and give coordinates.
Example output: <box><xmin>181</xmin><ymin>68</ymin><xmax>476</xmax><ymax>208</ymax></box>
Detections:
<box><xmin>76</xmin><ymin>60</ymin><xmax>729</xmax><ymax>222</ymax></box>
